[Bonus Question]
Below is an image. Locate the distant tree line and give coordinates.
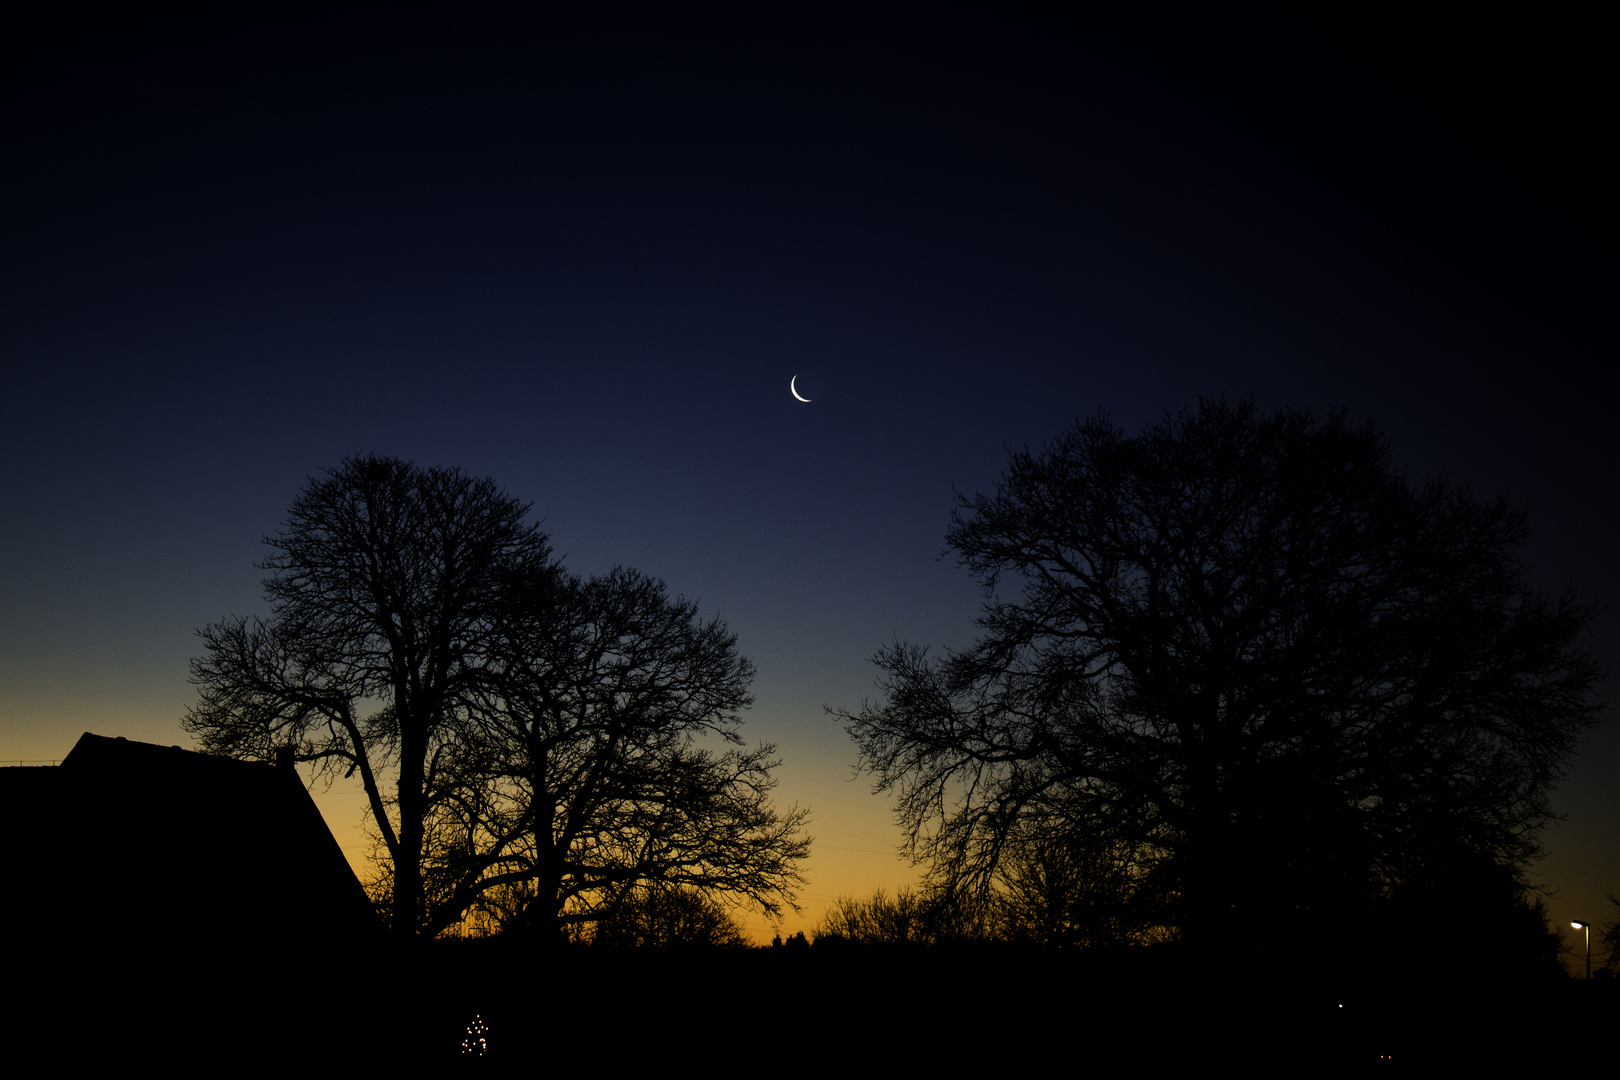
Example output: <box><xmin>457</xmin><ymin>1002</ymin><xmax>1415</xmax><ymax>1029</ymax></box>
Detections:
<box><xmin>808</xmin><ymin>866</ymin><xmax>1563</xmax><ymax>976</ymax></box>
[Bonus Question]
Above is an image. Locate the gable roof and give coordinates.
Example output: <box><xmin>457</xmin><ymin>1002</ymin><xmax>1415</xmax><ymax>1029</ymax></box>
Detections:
<box><xmin>2</xmin><ymin>732</ymin><xmax>381</xmax><ymax>954</ymax></box>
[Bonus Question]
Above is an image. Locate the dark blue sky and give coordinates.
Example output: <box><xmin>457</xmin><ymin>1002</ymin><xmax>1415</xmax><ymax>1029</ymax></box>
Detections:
<box><xmin>3</xmin><ymin>5</ymin><xmax>1613</xmax><ymax>941</ymax></box>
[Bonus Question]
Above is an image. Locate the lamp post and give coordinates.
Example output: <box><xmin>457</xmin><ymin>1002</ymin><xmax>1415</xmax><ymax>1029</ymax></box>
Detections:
<box><xmin>1571</xmin><ymin>921</ymin><xmax>1590</xmax><ymax>980</ymax></box>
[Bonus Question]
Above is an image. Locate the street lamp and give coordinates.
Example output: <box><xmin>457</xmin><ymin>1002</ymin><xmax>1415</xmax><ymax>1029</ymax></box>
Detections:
<box><xmin>1571</xmin><ymin>921</ymin><xmax>1591</xmax><ymax>980</ymax></box>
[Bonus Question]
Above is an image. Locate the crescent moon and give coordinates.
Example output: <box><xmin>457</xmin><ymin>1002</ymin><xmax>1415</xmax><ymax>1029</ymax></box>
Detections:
<box><xmin>790</xmin><ymin>375</ymin><xmax>812</xmax><ymax>403</ymax></box>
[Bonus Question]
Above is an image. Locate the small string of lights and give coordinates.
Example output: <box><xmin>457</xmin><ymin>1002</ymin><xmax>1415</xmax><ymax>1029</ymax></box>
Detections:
<box><xmin>461</xmin><ymin>1014</ymin><xmax>490</xmax><ymax>1056</ymax></box>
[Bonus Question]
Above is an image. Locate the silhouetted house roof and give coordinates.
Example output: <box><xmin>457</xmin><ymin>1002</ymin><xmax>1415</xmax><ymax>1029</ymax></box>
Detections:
<box><xmin>1</xmin><ymin>732</ymin><xmax>380</xmax><ymax>961</ymax></box>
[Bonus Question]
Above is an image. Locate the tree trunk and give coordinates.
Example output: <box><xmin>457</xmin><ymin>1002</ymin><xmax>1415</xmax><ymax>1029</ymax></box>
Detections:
<box><xmin>395</xmin><ymin>708</ymin><xmax>426</xmax><ymax>939</ymax></box>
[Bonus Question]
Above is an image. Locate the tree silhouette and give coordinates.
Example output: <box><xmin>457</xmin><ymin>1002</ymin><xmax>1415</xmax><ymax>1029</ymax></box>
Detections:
<box><xmin>186</xmin><ymin>457</ymin><xmax>807</xmax><ymax>940</ymax></box>
<box><xmin>836</xmin><ymin>399</ymin><xmax>1604</xmax><ymax>952</ymax></box>
<box><xmin>440</xmin><ymin>566</ymin><xmax>808</xmax><ymax>940</ymax></box>
<box><xmin>812</xmin><ymin>885</ymin><xmax>988</xmax><ymax>947</ymax></box>
<box><xmin>1600</xmin><ymin>891</ymin><xmax>1620</xmax><ymax>974</ymax></box>
<box><xmin>993</xmin><ymin>829</ymin><xmax>1160</xmax><ymax>949</ymax></box>
<box><xmin>589</xmin><ymin>885</ymin><xmax>750</xmax><ymax>948</ymax></box>
<box><xmin>186</xmin><ymin>456</ymin><xmax>559</xmax><ymax>938</ymax></box>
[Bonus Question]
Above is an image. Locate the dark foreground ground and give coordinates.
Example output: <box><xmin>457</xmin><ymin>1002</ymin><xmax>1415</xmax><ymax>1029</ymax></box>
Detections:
<box><xmin>11</xmin><ymin>937</ymin><xmax>1611</xmax><ymax>1069</ymax></box>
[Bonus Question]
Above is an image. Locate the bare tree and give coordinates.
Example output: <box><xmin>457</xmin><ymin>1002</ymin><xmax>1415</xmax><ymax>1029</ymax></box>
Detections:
<box><xmin>813</xmin><ymin>885</ymin><xmax>989</xmax><ymax>946</ymax></box>
<box><xmin>185</xmin><ymin>456</ymin><xmax>557</xmax><ymax>939</ymax></box>
<box><xmin>994</xmin><ymin>829</ymin><xmax>1161</xmax><ymax>949</ymax></box>
<box><xmin>590</xmin><ymin>885</ymin><xmax>750</xmax><ymax>949</ymax></box>
<box><xmin>814</xmin><ymin>887</ymin><xmax>932</xmax><ymax>946</ymax></box>
<box><xmin>836</xmin><ymin>399</ymin><xmax>1604</xmax><ymax>952</ymax></box>
<box><xmin>448</xmin><ymin>566</ymin><xmax>810</xmax><ymax>941</ymax></box>
<box><xmin>186</xmin><ymin>459</ymin><xmax>809</xmax><ymax>942</ymax></box>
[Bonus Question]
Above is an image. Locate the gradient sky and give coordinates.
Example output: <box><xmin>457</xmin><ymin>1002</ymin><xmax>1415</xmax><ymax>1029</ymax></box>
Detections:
<box><xmin>3</xmin><ymin>6</ymin><xmax>1614</xmax><ymax>947</ymax></box>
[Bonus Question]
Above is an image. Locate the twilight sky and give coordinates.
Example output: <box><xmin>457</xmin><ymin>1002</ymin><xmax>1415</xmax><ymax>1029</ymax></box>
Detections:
<box><xmin>3</xmin><ymin>6</ymin><xmax>1614</xmax><ymax>945</ymax></box>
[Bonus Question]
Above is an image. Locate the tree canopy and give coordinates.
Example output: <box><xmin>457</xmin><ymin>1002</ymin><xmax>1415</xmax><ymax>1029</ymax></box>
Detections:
<box><xmin>837</xmin><ymin>398</ymin><xmax>1603</xmax><ymax>951</ymax></box>
<box><xmin>443</xmin><ymin>564</ymin><xmax>808</xmax><ymax>937</ymax></box>
<box><xmin>185</xmin><ymin>455</ymin><xmax>807</xmax><ymax>940</ymax></box>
